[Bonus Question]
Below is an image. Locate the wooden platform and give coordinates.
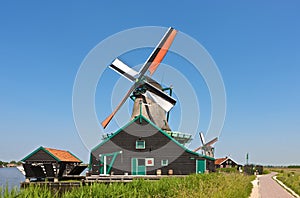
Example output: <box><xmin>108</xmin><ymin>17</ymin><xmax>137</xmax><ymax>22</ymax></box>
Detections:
<box><xmin>21</xmin><ymin>174</ymin><xmax>187</xmax><ymax>189</ymax></box>
<box><xmin>86</xmin><ymin>174</ymin><xmax>186</xmax><ymax>183</ymax></box>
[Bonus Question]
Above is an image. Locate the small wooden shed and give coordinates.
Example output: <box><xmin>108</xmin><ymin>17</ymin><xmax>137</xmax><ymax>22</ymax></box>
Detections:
<box><xmin>21</xmin><ymin>146</ymin><xmax>86</xmax><ymax>181</ymax></box>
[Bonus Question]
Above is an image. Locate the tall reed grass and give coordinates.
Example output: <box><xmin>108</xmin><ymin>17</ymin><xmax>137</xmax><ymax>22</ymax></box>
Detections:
<box><xmin>276</xmin><ymin>169</ymin><xmax>300</xmax><ymax>195</ymax></box>
<box><xmin>1</xmin><ymin>173</ymin><xmax>254</xmax><ymax>198</ymax></box>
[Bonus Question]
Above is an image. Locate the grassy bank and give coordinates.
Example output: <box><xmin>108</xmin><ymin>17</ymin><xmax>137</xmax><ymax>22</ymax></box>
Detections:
<box><xmin>275</xmin><ymin>168</ymin><xmax>300</xmax><ymax>196</ymax></box>
<box><xmin>1</xmin><ymin>173</ymin><xmax>254</xmax><ymax>198</ymax></box>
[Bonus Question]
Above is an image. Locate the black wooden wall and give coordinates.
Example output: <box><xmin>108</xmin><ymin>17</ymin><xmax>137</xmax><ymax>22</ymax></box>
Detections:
<box><xmin>90</xmin><ymin>117</ymin><xmax>215</xmax><ymax>175</ymax></box>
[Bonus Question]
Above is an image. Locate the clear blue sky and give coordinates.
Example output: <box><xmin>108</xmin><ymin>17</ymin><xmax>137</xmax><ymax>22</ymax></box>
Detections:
<box><xmin>0</xmin><ymin>1</ymin><xmax>299</xmax><ymax>165</ymax></box>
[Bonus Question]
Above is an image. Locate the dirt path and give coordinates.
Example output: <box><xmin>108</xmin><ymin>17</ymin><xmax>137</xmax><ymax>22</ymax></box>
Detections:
<box><xmin>258</xmin><ymin>172</ymin><xmax>294</xmax><ymax>198</ymax></box>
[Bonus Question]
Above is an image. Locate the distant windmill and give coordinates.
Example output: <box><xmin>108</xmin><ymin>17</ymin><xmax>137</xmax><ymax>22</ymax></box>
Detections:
<box><xmin>101</xmin><ymin>27</ymin><xmax>177</xmax><ymax>130</ymax></box>
<box><xmin>193</xmin><ymin>132</ymin><xmax>218</xmax><ymax>157</ymax></box>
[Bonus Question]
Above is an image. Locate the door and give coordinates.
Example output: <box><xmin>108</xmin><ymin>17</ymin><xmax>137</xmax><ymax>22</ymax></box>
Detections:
<box><xmin>132</xmin><ymin>158</ymin><xmax>146</xmax><ymax>175</ymax></box>
<box><xmin>196</xmin><ymin>159</ymin><xmax>206</xmax><ymax>174</ymax></box>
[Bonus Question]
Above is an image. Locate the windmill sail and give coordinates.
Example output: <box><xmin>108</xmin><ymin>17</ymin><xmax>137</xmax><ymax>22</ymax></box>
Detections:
<box><xmin>138</xmin><ymin>27</ymin><xmax>177</xmax><ymax>76</ymax></box>
<box><xmin>145</xmin><ymin>91</ymin><xmax>174</xmax><ymax>112</ymax></box>
<box><xmin>101</xmin><ymin>84</ymin><xmax>137</xmax><ymax>128</ymax></box>
<box><xmin>193</xmin><ymin>132</ymin><xmax>218</xmax><ymax>157</ymax></box>
<box><xmin>101</xmin><ymin>27</ymin><xmax>177</xmax><ymax>129</ymax></box>
<box><xmin>109</xmin><ymin>58</ymin><xmax>138</xmax><ymax>82</ymax></box>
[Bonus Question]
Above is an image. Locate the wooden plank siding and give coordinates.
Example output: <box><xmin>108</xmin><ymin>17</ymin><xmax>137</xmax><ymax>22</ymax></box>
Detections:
<box><xmin>23</xmin><ymin>149</ymin><xmax>57</xmax><ymax>163</ymax></box>
<box><xmin>90</xmin><ymin>116</ymin><xmax>215</xmax><ymax>175</ymax></box>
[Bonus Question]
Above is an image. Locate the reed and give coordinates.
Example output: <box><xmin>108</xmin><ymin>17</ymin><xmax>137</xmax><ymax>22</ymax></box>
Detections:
<box><xmin>1</xmin><ymin>173</ymin><xmax>254</xmax><ymax>198</ymax></box>
<box><xmin>276</xmin><ymin>169</ymin><xmax>300</xmax><ymax>195</ymax></box>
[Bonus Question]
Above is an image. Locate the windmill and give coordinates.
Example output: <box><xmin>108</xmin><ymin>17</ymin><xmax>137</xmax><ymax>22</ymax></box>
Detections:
<box><xmin>193</xmin><ymin>132</ymin><xmax>218</xmax><ymax>157</ymax></box>
<box><xmin>101</xmin><ymin>27</ymin><xmax>177</xmax><ymax>130</ymax></box>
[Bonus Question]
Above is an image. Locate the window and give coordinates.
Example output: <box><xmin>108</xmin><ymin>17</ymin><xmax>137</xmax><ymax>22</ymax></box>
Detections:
<box><xmin>136</xmin><ymin>140</ymin><xmax>145</xmax><ymax>149</ymax></box>
<box><xmin>138</xmin><ymin>158</ymin><xmax>145</xmax><ymax>166</ymax></box>
<box><xmin>161</xmin><ymin>159</ymin><xmax>168</xmax><ymax>166</ymax></box>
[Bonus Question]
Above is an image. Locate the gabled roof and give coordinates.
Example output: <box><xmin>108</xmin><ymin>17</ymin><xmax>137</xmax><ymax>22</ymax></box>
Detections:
<box><xmin>21</xmin><ymin>146</ymin><xmax>82</xmax><ymax>163</ymax></box>
<box><xmin>215</xmin><ymin>157</ymin><xmax>228</xmax><ymax>165</ymax></box>
<box><xmin>93</xmin><ymin>115</ymin><xmax>214</xmax><ymax>161</ymax></box>
<box><xmin>44</xmin><ymin>147</ymin><xmax>82</xmax><ymax>163</ymax></box>
<box><xmin>215</xmin><ymin>157</ymin><xmax>238</xmax><ymax>165</ymax></box>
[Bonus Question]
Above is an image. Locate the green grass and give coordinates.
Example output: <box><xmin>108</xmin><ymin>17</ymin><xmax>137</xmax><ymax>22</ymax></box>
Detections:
<box><xmin>1</xmin><ymin>173</ymin><xmax>255</xmax><ymax>198</ymax></box>
<box><xmin>276</xmin><ymin>168</ymin><xmax>300</xmax><ymax>196</ymax></box>
<box><xmin>262</xmin><ymin>169</ymin><xmax>271</xmax><ymax>174</ymax></box>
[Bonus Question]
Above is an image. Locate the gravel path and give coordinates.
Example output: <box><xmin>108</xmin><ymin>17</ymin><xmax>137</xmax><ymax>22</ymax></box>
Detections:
<box><xmin>258</xmin><ymin>172</ymin><xmax>294</xmax><ymax>198</ymax></box>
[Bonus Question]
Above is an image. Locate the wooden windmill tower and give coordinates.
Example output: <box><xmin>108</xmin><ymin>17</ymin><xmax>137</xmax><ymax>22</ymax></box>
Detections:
<box><xmin>130</xmin><ymin>76</ymin><xmax>173</xmax><ymax>131</ymax></box>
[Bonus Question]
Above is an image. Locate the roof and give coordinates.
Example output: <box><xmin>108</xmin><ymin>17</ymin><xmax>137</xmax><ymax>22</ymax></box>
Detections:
<box><xmin>44</xmin><ymin>147</ymin><xmax>82</xmax><ymax>163</ymax></box>
<box><xmin>92</xmin><ymin>115</ymin><xmax>214</xmax><ymax>161</ymax></box>
<box><xmin>21</xmin><ymin>146</ymin><xmax>82</xmax><ymax>163</ymax></box>
<box><xmin>215</xmin><ymin>157</ymin><xmax>238</xmax><ymax>165</ymax></box>
<box><xmin>215</xmin><ymin>157</ymin><xmax>228</xmax><ymax>165</ymax></box>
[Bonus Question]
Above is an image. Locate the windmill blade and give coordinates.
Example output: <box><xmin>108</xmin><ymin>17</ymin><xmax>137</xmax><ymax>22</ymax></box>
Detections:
<box><xmin>138</xmin><ymin>27</ymin><xmax>177</xmax><ymax>77</ymax></box>
<box><xmin>148</xmin><ymin>27</ymin><xmax>177</xmax><ymax>75</ymax></box>
<box><xmin>199</xmin><ymin>132</ymin><xmax>206</xmax><ymax>145</ymax></box>
<box><xmin>145</xmin><ymin>91</ymin><xmax>174</xmax><ymax>112</ymax></box>
<box><xmin>109</xmin><ymin>58</ymin><xmax>138</xmax><ymax>82</ymax></box>
<box><xmin>143</xmin><ymin>81</ymin><xmax>176</xmax><ymax>112</ymax></box>
<box><xmin>204</xmin><ymin>137</ymin><xmax>218</xmax><ymax>147</ymax></box>
<box><xmin>193</xmin><ymin>146</ymin><xmax>203</xmax><ymax>152</ymax></box>
<box><xmin>101</xmin><ymin>84</ymin><xmax>137</xmax><ymax>128</ymax></box>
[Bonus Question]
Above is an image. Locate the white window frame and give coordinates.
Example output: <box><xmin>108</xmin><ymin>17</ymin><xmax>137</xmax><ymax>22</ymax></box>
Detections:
<box><xmin>136</xmin><ymin>140</ymin><xmax>145</xmax><ymax>149</ymax></box>
<box><xmin>161</xmin><ymin>159</ymin><xmax>168</xmax><ymax>166</ymax></box>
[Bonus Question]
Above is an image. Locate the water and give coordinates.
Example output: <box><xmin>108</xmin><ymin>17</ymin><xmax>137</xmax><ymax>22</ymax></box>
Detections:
<box><xmin>0</xmin><ymin>167</ymin><xmax>25</xmax><ymax>192</ymax></box>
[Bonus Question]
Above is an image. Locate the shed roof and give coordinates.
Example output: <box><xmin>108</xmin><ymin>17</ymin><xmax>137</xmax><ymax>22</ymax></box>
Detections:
<box><xmin>21</xmin><ymin>146</ymin><xmax>82</xmax><ymax>163</ymax></box>
<box><xmin>215</xmin><ymin>157</ymin><xmax>228</xmax><ymax>165</ymax></box>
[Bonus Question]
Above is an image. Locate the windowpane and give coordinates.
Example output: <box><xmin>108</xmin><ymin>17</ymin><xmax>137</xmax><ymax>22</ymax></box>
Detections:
<box><xmin>136</xmin><ymin>140</ymin><xmax>145</xmax><ymax>149</ymax></box>
<box><xmin>138</xmin><ymin>159</ymin><xmax>145</xmax><ymax>165</ymax></box>
<box><xmin>161</xmin><ymin>159</ymin><xmax>168</xmax><ymax>166</ymax></box>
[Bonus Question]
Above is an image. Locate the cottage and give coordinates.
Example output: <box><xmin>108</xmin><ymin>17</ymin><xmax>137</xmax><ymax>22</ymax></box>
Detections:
<box><xmin>215</xmin><ymin>157</ymin><xmax>238</xmax><ymax>168</ymax></box>
<box><xmin>21</xmin><ymin>146</ymin><xmax>87</xmax><ymax>181</ymax></box>
<box><xmin>90</xmin><ymin>115</ymin><xmax>215</xmax><ymax>175</ymax></box>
